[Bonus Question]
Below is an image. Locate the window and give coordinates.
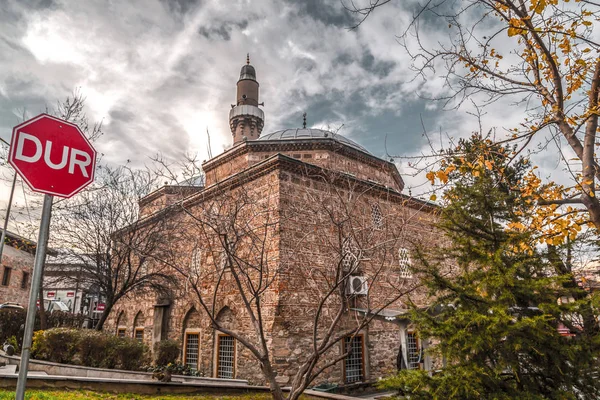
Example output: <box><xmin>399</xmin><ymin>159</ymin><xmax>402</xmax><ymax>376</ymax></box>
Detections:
<box><xmin>1</xmin><ymin>267</ymin><xmax>11</xmax><ymax>286</ymax></box>
<box><xmin>398</xmin><ymin>248</ymin><xmax>412</xmax><ymax>279</ymax></box>
<box><xmin>371</xmin><ymin>204</ymin><xmax>383</xmax><ymax>229</ymax></box>
<box><xmin>217</xmin><ymin>335</ymin><xmax>235</xmax><ymax>379</ymax></box>
<box><xmin>406</xmin><ymin>332</ymin><xmax>421</xmax><ymax>370</ymax></box>
<box><xmin>190</xmin><ymin>248</ymin><xmax>202</xmax><ymax>278</ymax></box>
<box><xmin>134</xmin><ymin>328</ymin><xmax>144</xmax><ymax>342</ymax></box>
<box><xmin>342</xmin><ymin>237</ymin><xmax>358</xmax><ymax>272</ymax></box>
<box><xmin>344</xmin><ymin>335</ymin><xmax>365</xmax><ymax>383</ymax></box>
<box><xmin>117</xmin><ymin>328</ymin><xmax>126</xmax><ymax>338</ymax></box>
<box><xmin>185</xmin><ymin>332</ymin><xmax>200</xmax><ymax>371</ymax></box>
<box><xmin>21</xmin><ymin>272</ymin><xmax>29</xmax><ymax>289</ymax></box>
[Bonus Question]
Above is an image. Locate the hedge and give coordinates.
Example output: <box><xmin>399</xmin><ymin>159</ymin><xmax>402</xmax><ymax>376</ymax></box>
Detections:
<box><xmin>31</xmin><ymin>328</ymin><xmax>149</xmax><ymax>371</ymax></box>
<box><xmin>0</xmin><ymin>309</ymin><xmax>86</xmax><ymax>349</ymax></box>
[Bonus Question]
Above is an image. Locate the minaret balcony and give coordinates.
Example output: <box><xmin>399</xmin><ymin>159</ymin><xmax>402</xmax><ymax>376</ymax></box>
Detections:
<box><xmin>229</xmin><ymin>105</ymin><xmax>264</xmax><ymax>121</ymax></box>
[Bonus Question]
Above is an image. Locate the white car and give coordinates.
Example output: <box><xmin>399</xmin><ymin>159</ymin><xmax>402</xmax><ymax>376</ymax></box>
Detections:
<box><xmin>43</xmin><ymin>299</ymin><xmax>70</xmax><ymax>313</ymax></box>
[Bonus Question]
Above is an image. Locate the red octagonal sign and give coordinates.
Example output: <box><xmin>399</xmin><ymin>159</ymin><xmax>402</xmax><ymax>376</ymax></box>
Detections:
<box><xmin>8</xmin><ymin>114</ymin><xmax>97</xmax><ymax>198</ymax></box>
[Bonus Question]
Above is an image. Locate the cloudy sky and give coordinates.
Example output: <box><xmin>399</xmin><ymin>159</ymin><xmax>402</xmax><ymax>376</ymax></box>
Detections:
<box><xmin>0</xmin><ymin>0</ymin><xmax>458</xmax><ymax>173</ymax></box>
<box><xmin>0</xmin><ymin>0</ymin><xmax>579</xmax><ymax>228</ymax></box>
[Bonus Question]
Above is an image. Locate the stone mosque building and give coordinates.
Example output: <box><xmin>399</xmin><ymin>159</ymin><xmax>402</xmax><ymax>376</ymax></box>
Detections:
<box><xmin>105</xmin><ymin>57</ymin><xmax>440</xmax><ymax>387</ymax></box>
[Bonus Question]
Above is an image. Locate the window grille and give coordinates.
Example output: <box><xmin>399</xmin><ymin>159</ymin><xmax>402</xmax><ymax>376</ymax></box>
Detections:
<box><xmin>342</xmin><ymin>237</ymin><xmax>358</xmax><ymax>272</ymax></box>
<box><xmin>344</xmin><ymin>335</ymin><xmax>364</xmax><ymax>383</ymax></box>
<box><xmin>117</xmin><ymin>328</ymin><xmax>126</xmax><ymax>338</ymax></box>
<box><xmin>398</xmin><ymin>248</ymin><xmax>413</xmax><ymax>279</ymax></box>
<box><xmin>190</xmin><ymin>248</ymin><xmax>202</xmax><ymax>277</ymax></box>
<box><xmin>406</xmin><ymin>332</ymin><xmax>421</xmax><ymax>370</ymax></box>
<box><xmin>371</xmin><ymin>204</ymin><xmax>383</xmax><ymax>229</ymax></box>
<box><xmin>217</xmin><ymin>335</ymin><xmax>235</xmax><ymax>379</ymax></box>
<box><xmin>2</xmin><ymin>267</ymin><xmax>11</xmax><ymax>286</ymax></box>
<box><xmin>134</xmin><ymin>328</ymin><xmax>144</xmax><ymax>342</ymax></box>
<box><xmin>185</xmin><ymin>333</ymin><xmax>199</xmax><ymax>371</ymax></box>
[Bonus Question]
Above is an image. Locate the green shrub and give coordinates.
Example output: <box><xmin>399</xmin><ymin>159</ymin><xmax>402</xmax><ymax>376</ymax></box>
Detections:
<box><xmin>47</xmin><ymin>311</ymin><xmax>86</xmax><ymax>328</ymax></box>
<box><xmin>114</xmin><ymin>337</ymin><xmax>147</xmax><ymax>370</ymax></box>
<box><xmin>78</xmin><ymin>330</ymin><xmax>111</xmax><ymax>368</ymax></box>
<box><xmin>6</xmin><ymin>336</ymin><xmax>19</xmax><ymax>353</ymax></box>
<box><xmin>0</xmin><ymin>308</ymin><xmax>26</xmax><ymax>348</ymax></box>
<box><xmin>153</xmin><ymin>339</ymin><xmax>180</xmax><ymax>366</ymax></box>
<box><xmin>31</xmin><ymin>327</ymin><xmax>149</xmax><ymax>371</ymax></box>
<box><xmin>31</xmin><ymin>328</ymin><xmax>79</xmax><ymax>364</ymax></box>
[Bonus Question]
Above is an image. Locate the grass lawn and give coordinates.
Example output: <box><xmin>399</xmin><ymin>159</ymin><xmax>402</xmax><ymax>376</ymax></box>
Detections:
<box><xmin>0</xmin><ymin>390</ymin><xmax>290</xmax><ymax>400</ymax></box>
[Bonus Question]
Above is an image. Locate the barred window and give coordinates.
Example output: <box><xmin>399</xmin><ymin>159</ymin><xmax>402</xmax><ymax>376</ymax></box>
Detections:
<box><xmin>217</xmin><ymin>335</ymin><xmax>235</xmax><ymax>379</ymax></box>
<box><xmin>342</xmin><ymin>237</ymin><xmax>358</xmax><ymax>272</ymax></box>
<box><xmin>398</xmin><ymin>248</ymin><xmax>412</xmax><ymax>279</ymax></box>
<box><xmin>371</xmin><ymin>204</ymin><xmax>383</xmax><ymax>229</ymax></box>
<box><xmin>117</xmin><ymin>328</ymin><xmax>126</xmax><ymax>338</ymax></box>
<box><xmin>406</xmin><ymin>332</ymin><xmax>421</xmax><ymax>370</ymax></box>
<box><xmin>344</xmin><ymin>335</ymin><xmax>365</xmax><ymax>383</ymax></box>
<box><xmin>134</xmin><ymin>328</ymin><xmax>144</xmax><ymax>342</ymax></box>
<box><xmin>185</xmin><ymin>333</ymin><xmax>200</xmax><ymax>371</ymax></box>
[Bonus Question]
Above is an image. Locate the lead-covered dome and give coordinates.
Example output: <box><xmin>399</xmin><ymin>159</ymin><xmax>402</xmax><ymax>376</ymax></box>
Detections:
<box><xmin>257</xmin><ymin>128</ymin><xmax>371</xmax><ymax>155</ymax></box>
<box><xmin>239</xmin><ymin>64</ymin><xmax>256</xmax><ymax>81</ymax></box>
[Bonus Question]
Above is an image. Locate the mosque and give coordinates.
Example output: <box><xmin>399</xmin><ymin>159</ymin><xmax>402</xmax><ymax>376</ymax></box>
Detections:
<box><xmin>105</xmin><ymin>57</ymin><xmax>439</xmax><ymax>387</ymax></box>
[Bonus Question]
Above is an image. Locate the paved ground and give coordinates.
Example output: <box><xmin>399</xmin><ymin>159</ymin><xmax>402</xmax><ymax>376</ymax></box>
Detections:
<box><xmin>354</xmin><ymin>391</ymin><xmax>396</xmax><ymax>399</ymax></box>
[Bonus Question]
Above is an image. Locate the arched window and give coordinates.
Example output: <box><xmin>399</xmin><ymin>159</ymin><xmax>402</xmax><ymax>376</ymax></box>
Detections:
<box><xmin>133</xmin><ymin>311</ymin><xmax>145</xmax><ymax>342</ymax></box>
<box><xmin>116</xmin><ymin>310</ymin><xmax>127</xmax><ymax>337</ymax></box>
<box><xmin>398</xmin><ymin>248</ymin><xmax>412</xmax><ymax>279</ymax></box>
<box><xmin>342</xmin><ymin>237</ymin><xmax>358</xmax><ymax>272</ymax></box>
<box><xmin>190</xmin><ymin>247</ymin><xmax>202</xmax><ymax>278</ymax></box>
<box><xmin>371</xmin><ymin>203</ymin><xmax>383</xmax><ymax>229</ymax></box>
<box><xmin>182</xmin><ymin>308</ymin><xmax>202</xmax><ymax>372</ymax></box>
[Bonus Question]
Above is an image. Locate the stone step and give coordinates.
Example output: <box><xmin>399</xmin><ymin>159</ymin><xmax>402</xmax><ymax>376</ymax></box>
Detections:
<box><xmin>0</xmin><ymin>364</ymin><xmax>17</xmax><ymax>375</ymax></box>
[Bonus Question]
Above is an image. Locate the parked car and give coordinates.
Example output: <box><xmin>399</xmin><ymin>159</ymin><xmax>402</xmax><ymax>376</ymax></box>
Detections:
<box><xmin>0</xmin><ymin>302</ymin><xmax>24</xmax><ymax>310</ymax></box>
<box><xmin>43</xmin><ymin>299</ymin><xmax>70</xmax><ymax>313</ymax></box>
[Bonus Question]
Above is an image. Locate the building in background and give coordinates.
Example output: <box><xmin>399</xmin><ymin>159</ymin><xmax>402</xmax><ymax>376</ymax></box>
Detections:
<box><xmin>0</xmin><ymin>231</ymin><xmax>37</xmax><ymax>307</ymax></box>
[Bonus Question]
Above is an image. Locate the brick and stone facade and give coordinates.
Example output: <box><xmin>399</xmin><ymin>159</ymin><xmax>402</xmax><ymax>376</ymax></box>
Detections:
<box><xmin>104</xmin><ymin>60</ymin><xmax>441</xmax><ymax>387</ymax></box>
<box><xmin>0</xmin><ymin>232</ymin><xmax>37</xmax><ymax>307</ymax></box>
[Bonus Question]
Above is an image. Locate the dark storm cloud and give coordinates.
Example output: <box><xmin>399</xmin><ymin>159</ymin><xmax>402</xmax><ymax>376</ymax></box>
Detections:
<box><xmin>360</xmin><ymin>50</ymin><xmax>395</xmax><ymax>78</ymax></box>
<box><xmin>198</xmin><ymin>20</ymin><xmax>248</xmax><ymax>41</ymax></box>
<box><xmin>160</xmin><ymin>0</ymin><xmax>202</xmax><ymax>15</ymax></box>
<box><xmin>286</xmin><ymin>0</ymin><xmax>358</xmax><ymax>28</ymax></box>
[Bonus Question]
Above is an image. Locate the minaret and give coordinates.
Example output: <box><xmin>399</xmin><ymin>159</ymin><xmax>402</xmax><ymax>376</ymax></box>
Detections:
<box><xmin>229</xmin><ymin>54</ymin><xmax>264</xmax><ymax>144</ymax></box>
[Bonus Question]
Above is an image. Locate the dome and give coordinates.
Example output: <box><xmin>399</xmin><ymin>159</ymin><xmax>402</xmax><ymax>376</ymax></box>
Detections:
<box><xmin>257</xmin><ymin>128</ymin><xmax>371</xmax><ymax>155</ymax></box>
<box><xmin>239</xmin><ymin>64</ymin><xmax>256</xmax><ymax>81</ymax></box>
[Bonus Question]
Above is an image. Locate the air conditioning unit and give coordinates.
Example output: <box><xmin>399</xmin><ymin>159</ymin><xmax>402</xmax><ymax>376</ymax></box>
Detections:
<box><xmin>347</xmin><ymin>276</ymin><xmax>368</xmax><ymax>296</ymax></box>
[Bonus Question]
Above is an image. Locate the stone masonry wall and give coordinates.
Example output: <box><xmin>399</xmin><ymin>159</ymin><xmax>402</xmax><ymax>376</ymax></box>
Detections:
<box><xmin>0</xmin><ymin>245</ymin><xmax>34</xmax><ymax>306</ymax></box>
<box><xmin>106</xmin><ymin>157</ymin><xmax>440</xmax><ymax>387</ymax></box>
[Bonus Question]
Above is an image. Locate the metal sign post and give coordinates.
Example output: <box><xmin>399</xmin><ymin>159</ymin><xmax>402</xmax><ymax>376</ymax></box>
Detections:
<box><xmin>8</xmin><ymin>113</ymin><xmax>96</xmax><ymax>397</ymax></box>
<box><xmin>15</xmin><ymin>194</ymin><xmax>53</xmax><ymax>400</ymax></box>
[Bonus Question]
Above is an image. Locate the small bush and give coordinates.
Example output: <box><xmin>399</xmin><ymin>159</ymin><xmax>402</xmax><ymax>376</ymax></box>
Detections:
<box><xmin>78</xmin><ymin>330</ymin><xmax>111</xmax><ymax>368</ymax></box>
<box><xmin>31</xmin><ymin>327</ymin><xmax>149</xmax><ymax>371</ymax></box>
<box><xmin>154</xmin><ymin>339</ymin><xmax>180</xmax><ymax>366</ymax></box>
<box><xmin>0</xmin><ymin>308</ymin><xmax>26</xmax><ymax>347</ymax></box>
<box><xmin>31</xmin><ymin>328</ymin><xmax>79</xmax><ymax>364</ymax></box>
<box><xmin>115</xmin><ymin>337</ymin><xmax>147</xmax><ymax>370</ymax></box>
<box><xmin>47</xmin><ymin>311</ymin><xmax>86</xmax><ymax>328</ymax></box>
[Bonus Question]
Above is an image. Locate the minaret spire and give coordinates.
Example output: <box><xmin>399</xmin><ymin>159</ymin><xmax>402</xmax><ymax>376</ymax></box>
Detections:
<box><xmin>229</xmin><ymin>56</ymin><xmax>264</xmax><ymax>144</ymax></box>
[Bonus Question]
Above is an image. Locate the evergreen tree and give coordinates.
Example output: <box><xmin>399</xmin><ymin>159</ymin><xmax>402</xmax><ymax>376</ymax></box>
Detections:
<box><xmin>381</xmin><ymin>136</ymin><xmax>600</xmax><ymax>399</ymax></box>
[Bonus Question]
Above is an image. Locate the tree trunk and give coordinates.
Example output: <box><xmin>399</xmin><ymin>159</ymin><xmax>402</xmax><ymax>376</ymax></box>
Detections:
<box><xmin>95</xmin><ymin>301</ymin><xmax>112</xmax><ymax>331</ymax></box>
<box><xmin>37</xmin><ymin>281</ymin><xmax>47</xmax><ymax>330</ymax></box>
<box><xmin>260</xmin><ymin>358</ymin><xmax>286</xmax><ymax>400</ymax></box>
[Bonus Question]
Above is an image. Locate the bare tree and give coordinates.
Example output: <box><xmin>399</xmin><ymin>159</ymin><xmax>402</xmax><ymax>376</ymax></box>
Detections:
<box><xmin>150</xmin><ymin>160</ymin><xmax>430</xmax><ymax>400</ymax></box>
<box><xmin>51</xmin><ymin>166</ymin><xmax>176</xmax><ymax>330</ymax></box>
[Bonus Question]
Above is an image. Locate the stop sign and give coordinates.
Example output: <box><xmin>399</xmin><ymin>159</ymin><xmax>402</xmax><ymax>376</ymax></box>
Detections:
<box><xmin>8</xmin><ymin>114</ymin><xmax>97</xmax><ymax>198</ymax></box>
